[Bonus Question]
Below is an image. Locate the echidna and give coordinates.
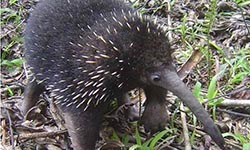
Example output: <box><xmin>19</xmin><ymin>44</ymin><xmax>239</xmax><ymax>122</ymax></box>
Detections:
<box><xmin>23</xmin><ymin>0</ymin><xmax>225</xmax><ymax>149</ymax></box>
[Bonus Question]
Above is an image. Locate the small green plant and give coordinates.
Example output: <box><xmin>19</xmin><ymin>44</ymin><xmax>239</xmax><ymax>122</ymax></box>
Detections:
<box><xmin>1</xmin><ymin>58</ymin><xmax>23</xmax><ymax>71</ymax></box>
<box><xmin>223</xmin><ymin>132</ymin><xmax>250</xmax><ymax>145</ymax></box>
<box><xmin>5</xmin><ymin>86</ymin><xmax>14</xmax><ymax>97</ymax></box>
<box><xmin>192</xmin><ymin>81</ymin><xmax>202</xmax><ymax>101</ymax></box>
<box><xmin>224</xmin><ymin>48</ymin><xmax>250</xmax><ymax>85</ymax></box>
<box><xmin>129</xmin><ymin>128</ymin><xmax>176</xmax><ymax>150</ymax></box>
<box><xmin>0</xmin><ymin>8</ymin><xmax>21</xmax><ymax>25</ymax></box>
<box><xmin>234</xmin><ymin>0</ymin><xmax>250</xmax><ymax>6</ymax></box>
<box><xmin>8</xmin><ymin>0</ymin><xmax>18</xmax><ymax>5</ymax></box>
<box><xmin>1</xmin><ymin>1</ymin><xmax>24</xmax><ymax>73</ymax></box>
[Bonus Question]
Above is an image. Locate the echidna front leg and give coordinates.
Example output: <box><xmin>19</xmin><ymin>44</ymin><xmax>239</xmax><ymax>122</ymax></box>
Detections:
<box><xmin>60</xmin><ymin>105</ymin><xmax>105</xmax><ymax>150</ymax></box>
<box><xmin>141</xmin><ymin>87</ymin><xmax>169</xmax><ymax>134</ymax></box>
<box><xmin>22</xmin><ymin>80</ymin><xmax>45</xmax><ymax>114</ymax></box>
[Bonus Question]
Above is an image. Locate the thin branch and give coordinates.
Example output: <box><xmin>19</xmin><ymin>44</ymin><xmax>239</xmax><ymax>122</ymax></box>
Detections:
<box><xmin>16</xmin><ymin>130</ymin><xmax>67</xmax><ymax>140</ymax></box>
<box><xmin>219</xmin><ymin>99</ymin><xmax>250</xmax><ymax>107</ymax></box>
<box><xmin>177</xmin><ymin>50</ymin><xmax>204</xmax><ymax>80</ymax></box>
<box><xmin>217</xmin><ymin>108</ymin><xmax>250</xmax><ymax>118</ymax></box>
<box><xmin>202</xmin><ymin>86</ymin><xmax>250</xmax><ymax>104</ymax></box>
<box><xmin>4</xmin><ymin>107</ymin><xmax>15</xmax><ymax>150</ymax></box>
<box><xmin>180</xmin><ymin>103</ymin><xmax>191</xmax><ymax>150</ymax></box>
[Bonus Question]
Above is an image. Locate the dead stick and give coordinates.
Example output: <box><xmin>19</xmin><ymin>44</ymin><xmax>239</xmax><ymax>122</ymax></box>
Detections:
<box><xmin>17</xmin><ymin>130</ymin><xmax>67</xmax><ymax>140</ymax></box>
<box><xmin>180</xmin><ymin>103</ymin><xmax>191</xmax><ymax>150</ymax></box>
<box><xmin>219</xmin><ymin>99</ymin><xmax>250</xmax><ymax>107</ymax></box>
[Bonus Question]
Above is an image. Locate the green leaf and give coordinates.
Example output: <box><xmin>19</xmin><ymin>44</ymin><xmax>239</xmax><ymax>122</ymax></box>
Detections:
<box><xmin>142</xmin><ymin>138</ymin><xmax>152</xmax><ymax>148</ymax></box>
<box><xmin>9</xmin><ymin>0</ymin><xmax>18</xmax><ymax>5</ymax></box>
<box><xmin>243</xmin><ymin>143</ymin><xmax>250</xmax><ymax>150</ymax></box>
<box><xmin>192</xmin><ymin>81</ymin><xmax>202</xmax><ymax>100</ymax></box>
<box><xmin>238</xmin><ymin>1</ymin><xmax>250</xmax><ymax>6</ymax></box>
<box><xmin>223</xmin><ymin>132</ymin><xmax>248</xmax><ymax>144</ymax></box>
<box><xmin>6</xmin><ymin>86</ymin><xmax>14</xmax><ymax>96</ymax></box>
<box><xmin>207</xmin><ymin>75</ymin><xmax>217</xmax><ymax>99</ymax></box>
<box><xmin>0</xmin><ymin>8</ymin><xmax>12</xmax><ymax>15</ymax></box>
<box><xmin>149</xmin><ymin>130</ymin><xmax>169</xmax><ymax>149</ymax></box>
<box><xmin>209</xmin><ymin>40</ymin><xmax>225</xmax><ymax>57</ymax></box>
<box><xmin>129</xmin><ymin>145</ymin><xmax>142</xmax><ymax>150</ymax></box>
<box><xmin>121</xmin><ymin>134</ymin><xmax>129</xmax><ymax>145</ymax></box>
<box><xmin>235</xmin><ymin>133</ymin><xmax>248</xmax><ymax>143</ymax></box>
<box><xmin>1</xmin><ymin>58</ymin><xmax>23</xmax><ymax>68</ymax></box>
<box><xmin>212</xmin><ymin>98</ymin><xmax>224</xmax><ymax>105</ymax></box>
<box><xmin>135</xmin><ymin>127</ymin><xmax>142</xmax><ymax>146</ymax></box>
<box><xmin>111</xmin><ymin>130</ymin><xmax>120</xmax><ymax>141</ymax></box>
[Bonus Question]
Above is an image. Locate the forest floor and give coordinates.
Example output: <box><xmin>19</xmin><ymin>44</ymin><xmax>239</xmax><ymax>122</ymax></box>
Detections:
<box><xmin>1</xmin><ymin>0</ymin><xmax>250</xmax><ymax>150</ymax></box>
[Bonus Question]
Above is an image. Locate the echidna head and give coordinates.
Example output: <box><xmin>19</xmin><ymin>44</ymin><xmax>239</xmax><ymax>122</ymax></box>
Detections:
<box><xmin>96</xmin><ymin>14</ymin><xmax>175</xmax><ymax>88</ymax></box>
<box><xmin>98</xmin><ymin>12</ymin><xmax>225</xmax><ymax>148</ymax></box>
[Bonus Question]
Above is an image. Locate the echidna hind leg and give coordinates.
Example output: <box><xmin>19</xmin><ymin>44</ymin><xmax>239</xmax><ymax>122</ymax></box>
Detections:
<box><xmin>61</xmin><ymin>106</ymin><xmax>105</xmax><ymax>150</ymax></box>
<box><xmin>22</xmin><ymin>80</ymin><xmax>45</xmax><ymax>114</ymax></box>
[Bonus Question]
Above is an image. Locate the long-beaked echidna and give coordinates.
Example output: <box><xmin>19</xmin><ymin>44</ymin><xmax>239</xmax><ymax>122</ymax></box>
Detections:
<box><xmin>23</xmin><ymin>0</ymin><xmax>225</xmax><ymax>149</ymax></box>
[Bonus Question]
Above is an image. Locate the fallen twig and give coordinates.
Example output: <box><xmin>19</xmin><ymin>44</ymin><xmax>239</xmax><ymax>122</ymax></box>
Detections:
<box><xmin>219</xmin><ymin>99</ymin><xmax>250</xmax><ymax>107</ymax></box>
<box><xmin>180</xmin><ymin>103</ymin><xmax>191</xmax><ymax>150</ymax></box>
<box><xmin>177</xmin><ymin>49</ymin><xmax>204</xmax><ymax>80</ymax></box>
<box><xmin>217</xmin><ymin>108</ymin><xmax>250</xmax><ymax>118</ymax></box>
<box><xmin>16</xmin><ymin>130</ymin><xmax>67</xmax><ymax>140</ymax></box>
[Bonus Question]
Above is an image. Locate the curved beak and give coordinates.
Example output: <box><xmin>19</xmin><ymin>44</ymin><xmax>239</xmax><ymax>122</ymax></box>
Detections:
<box><xmin>149</xmin><ymin>68</ymin><xmax>225</xmax><ymax>149</ymax></box>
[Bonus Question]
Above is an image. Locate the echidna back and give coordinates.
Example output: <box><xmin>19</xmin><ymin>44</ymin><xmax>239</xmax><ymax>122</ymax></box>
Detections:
<box><xmin>25</xmin><ymin>0</ymin><xmax>171</xmax><ymax>109</ymax></box>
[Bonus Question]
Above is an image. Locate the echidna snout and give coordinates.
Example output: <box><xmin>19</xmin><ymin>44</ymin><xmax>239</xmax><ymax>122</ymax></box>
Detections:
<box><xmin>23</xmin><ymin>0</ymin><xmax>224</xmax><ymax>149</ymax></box>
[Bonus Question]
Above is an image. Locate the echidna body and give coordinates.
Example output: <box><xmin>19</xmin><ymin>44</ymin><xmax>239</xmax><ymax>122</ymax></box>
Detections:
<box><xmin>23</xmin><ymin>0</ymin><xmax>225</xmax><ymax>149</ymax></box>
<box><xmin>25</xmin><ymin>0</ymin><xmax>171</xmax><ymax>110</ymax></box>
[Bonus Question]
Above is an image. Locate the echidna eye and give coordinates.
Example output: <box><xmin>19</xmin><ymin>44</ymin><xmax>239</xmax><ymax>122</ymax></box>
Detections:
<box><xmin>151</xmin><ymin>74</ymin><xmax>161</xmax><ymax>82</ymax></box>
